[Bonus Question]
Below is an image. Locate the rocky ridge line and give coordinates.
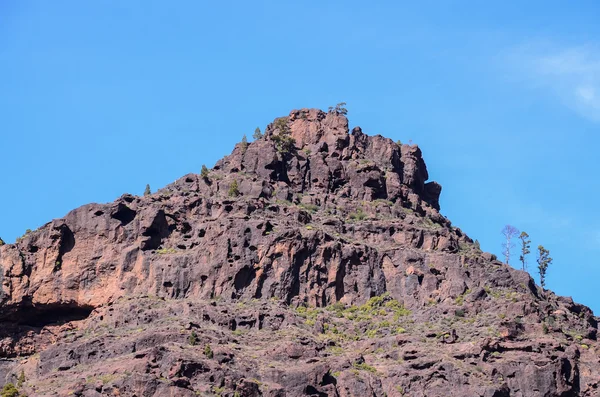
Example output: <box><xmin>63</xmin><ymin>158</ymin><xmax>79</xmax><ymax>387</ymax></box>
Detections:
<box><xmin>0</xmin><ymin>108</ymin><xmax>597</xmax><ymax>396</ymax></box>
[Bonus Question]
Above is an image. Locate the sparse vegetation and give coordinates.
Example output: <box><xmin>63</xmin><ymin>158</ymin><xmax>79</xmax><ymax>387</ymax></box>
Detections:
<box><xmin>537</xmin><ymin>245</ymin><xmax>552</xmax><ymax>289</ymax></box>
<box><xmin>204</xmin><ymin>344</ymin><xmax>214</xmax><ymax>359</ymax></box>
<box><xmin>228</xmin><ymin>180</ymin><xmax>240</xmax><ymax>197</ymax></box>
<box><xmin>299</xmin><ymin>203</ymin><xmax>319</xmax><ymax>213</ymax></box>
<box><xmin>519</xmin><ymin>231</ymin><xmax>531</xmax><ymax>271</ymax></box>
<box><xmin>271</xmin><ymin>117</ymin><xmax>295</xmax><ymax>154</ymax></box>
<box><xmin>188</xmin><ymin>330</ymin><xmax>199</xmax><ymax>346</ymax></box>
<box><xmin>348</xmin><ymin>208</ymin><xmax>367</xmax><ymax>221</ymax></box>
<box><xmin>240</xmin><ymin>134</ymin><xmax>248</xmax><ymax>152</ymax></box>
<box><xmin>200</xmin><ymin>164</ymin><xmax>209</xmax><ymax>180</ymax></box>
<box><xmin>16</xmin><ymin>371</ymin><xmax>25</xmax><ymax>388</ymax></box>
<box><xmin>0</xmin><ymin>383</ymin><xmax>19</xmax><ymax>397</ymax></box>
<box><xmin>156</xmin><ymin>248</ymin><xmax>177</xmax><ymax>254</ymax></box>
<box><xmin>328</xmin><ymin>102</ymin><xmax>348</xmax><ymax>115</ymax></box>
<box><xmin>253</xmin><ymin>126</ymin><xmax>263</xmax><ymax>140</ymax></box>
<box><xmin>352</xmin><ymin>361</ymin><xmax>377</xmax><ymax>373</ymax></box>
<box><xmin>501</xmin><ymin>225</ymin><xmax>519</xmax><ymax>265</ymax></box>
<box><xmin>0</xmin><ymin>237</ymin><xmax>4</xmax><ymax>246</ymax></box>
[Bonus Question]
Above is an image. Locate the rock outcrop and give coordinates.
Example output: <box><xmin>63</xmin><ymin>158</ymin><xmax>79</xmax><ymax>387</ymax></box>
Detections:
<box><xmin>0</xmin><ymin>109</ymin><xmax>598</xmax><ymax>396</ymax></box>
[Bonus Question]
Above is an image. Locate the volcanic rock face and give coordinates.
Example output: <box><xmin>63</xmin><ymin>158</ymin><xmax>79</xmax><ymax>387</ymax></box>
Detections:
<box><xmin>0</xmin><ymin>109</ymin><xmax>598</xmax><ymax>396</ymax></box>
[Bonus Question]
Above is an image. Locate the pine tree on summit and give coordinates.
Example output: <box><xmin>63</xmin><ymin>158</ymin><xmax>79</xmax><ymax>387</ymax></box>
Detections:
<box><xmin>144</xmin><ymin>184</ymin><xmax>151</xmax><ymax>196</ymax></box>
<box><xmin>519</xmin><ymin>231</ymin><xmax>531</xmax><ymax>271</ymax></box>
<box><xmin>200</xmin><ymin>164</ymin><xmax>209</xmax><ymax>180</ymax></box>
<box><xmin>537</xmin><ymin>245</ymin><xmax>552</xmax><ymax>289</ymax></box>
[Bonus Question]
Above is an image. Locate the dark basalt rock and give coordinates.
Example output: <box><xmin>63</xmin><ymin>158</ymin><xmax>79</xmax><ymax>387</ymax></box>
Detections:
<box><xmin>0</xmin><ymin>108</ymin><xmax>598</xmax><ymax>396</ymax></box>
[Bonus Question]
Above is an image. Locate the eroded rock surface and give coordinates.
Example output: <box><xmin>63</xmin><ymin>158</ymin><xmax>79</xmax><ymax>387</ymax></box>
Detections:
<box><xmin>0</xmin><ymin>109</ymin><xmax>598</xmax><ymax>396</ymax></box>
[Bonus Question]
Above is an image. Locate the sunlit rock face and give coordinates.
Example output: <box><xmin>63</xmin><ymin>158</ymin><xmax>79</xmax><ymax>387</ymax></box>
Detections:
<box><xmin>0</xmin><ymin>109</ymin><xmax>597</xmax><ymax>396</ymax></box>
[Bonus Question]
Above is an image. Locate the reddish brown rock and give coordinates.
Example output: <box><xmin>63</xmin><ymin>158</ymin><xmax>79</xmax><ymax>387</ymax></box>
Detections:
<box><xmin>0</xmin><ymin>108</ymin><xmax>597</xmax><ymax>396</ymax></box>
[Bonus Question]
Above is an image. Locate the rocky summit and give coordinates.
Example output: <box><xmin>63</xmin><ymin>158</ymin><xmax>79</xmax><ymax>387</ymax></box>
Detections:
<box><xmin>0</xmin><ymin>108</ymin><xmax>598</xmax><ymax>397</ymax></box>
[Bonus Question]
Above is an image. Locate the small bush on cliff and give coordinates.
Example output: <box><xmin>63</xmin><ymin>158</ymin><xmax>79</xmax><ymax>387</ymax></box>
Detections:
<box><xmin>200</xmin><ymin>164</ymin><xmax>209</xmax><ymax>180</ymax></box>
<box><xmin>228</xmin><ymin>180</ymin><xmax>240</xmax><ymax>197</ymax></box>
<box><xmin>271</xmin><ymin>117</ymin><xmax>295</xmax><ymax>154</ymax></box>
<box><xmin>274</xmin><ymin>117</ymin><xmax>289</xmax><ymax>134</ymax></box>
<box><xmin>272</xmin><ymin>134</ymin><xmax>295</xmax><ymax>154</ymax></box>
<box><xmin>240</xmin><ymin>134</ymin><xmax>248</xmax><ymax>152</ymax></box>
<box><xmin>204</xmin><ymin>344</ymin><xmax>214</xmax><ymax>359</ymax></box>
<box><xmin>188</xmin><ymin>330</ymin><xmax>198</xmax><ymax>346</ymax></box>
<box><xmin>348</xmin><ymin>209</ymin><xmax>367</xmax><ymax>221</ymax></box>
<box><xmin>1</xmin><ymin>383</ymin><xmax>19</xmax><ymax>397</ymax></box>
<box><xmin>328</xmin><ymin>102</ymin><xmax>348</xmax><ymax>115</ymax></box>
<box><xmin>0</xmin><ymin>237</ymin><xmax>4</xmax><ymax>246</ymax></box>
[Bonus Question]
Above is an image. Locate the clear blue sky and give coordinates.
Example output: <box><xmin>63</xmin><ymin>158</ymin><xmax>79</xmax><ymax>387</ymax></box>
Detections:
<box><xmin>1</xmin><ymin>1</ymin><xmax>599</xmax><ymax>312</ymax></box>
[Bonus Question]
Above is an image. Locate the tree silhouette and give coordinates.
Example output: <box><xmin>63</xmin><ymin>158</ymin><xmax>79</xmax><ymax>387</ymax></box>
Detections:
<box><xmin>144</xmin><ymin>184</ymin><xmax>151</xmax><ymax>196</ymax></box>
<box><xmin>537</xmin><ymin>245</ymin><xmax>552</xmax><ymax>289</ymax></box>
<box><xmin>501</xmin><ymin>225</ymin><xmax>519</xmax><ymax>265</ymax></box>
<box><xmin>329</xmin><ymin>102</ymin><xmax>348</xmax><ymax>115</ymax></box>
<box><xmin>519</xmin><ymin>231</ymin><xmax>531</xmax><ymax>271</ymax></box>
<box><xmin>200</xmin><ymin>165</ymin><xmax>209</xmax><ymax>180</ymax></box>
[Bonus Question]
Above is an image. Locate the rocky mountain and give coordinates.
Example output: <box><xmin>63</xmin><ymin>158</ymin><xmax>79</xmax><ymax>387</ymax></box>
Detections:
<box><xmin>0</xmin><ymin>108</ymin><xmax>598</xmax><ymax>397</ymax></box>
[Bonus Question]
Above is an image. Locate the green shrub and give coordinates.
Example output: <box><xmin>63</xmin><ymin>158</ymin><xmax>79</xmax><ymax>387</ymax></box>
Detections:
<box><xmin>299</xmin><ymin>203</ymin><xmax>319</xmax><ymax>213</ymax></box>
<box><xmin>328</xmin><ymin>102</ymin><xmax>348</xmax><ymax>115</ymax></box>
<box><xmin>272</xmin><ymin>117</ymin><xmax>295</xmax><ymax>153</ymax></box>
<box><xmin>204</xmin><ymin>344</ymin><xmax>214</xmax><ymax>359</ymax></box>
<box><xmin>228</xmin><ymin>180</ymin><xmax>240</xmax><ymax>197</ymax></box>
<box><xmin>16</xmin><ymin>371</ymin><xmax>25</xmax><ymax>388</ymax></box>
<box><xmin>348</xmin><ymin>209</ymin><xmax>367</xmax><ymax>221</ymax></box>
<box><xmin>1</xmin><ymin>383</ymin><xmax>19</xmax><ymax>397</ymax></box>
<box><xmin>274</xmin><ymin>117</ymin><xmax>289</xmax><ymax>133</ymax></box>
<box><xmin>272</xmin><ymin>133</ymin><xmax>295</xmax><ymax>154</ymax></box>
<box><xmin>188</xmin><ymin>330</ymin><xmax>198</xmax><ymax>346</ymax></box>
<box><xmin>352</xmin><ymin>362</ymin><xmax>377</xmax><ymax>373</ymax></box>
<box><xmin>200</xmin><ymin>165</ymin><xmax>209</xmax><ymax>180</ymax></box>
<box><xmin>0</xmin><ymin>237</ymin><xmax>4</xmax><ymax>246</ymax></box>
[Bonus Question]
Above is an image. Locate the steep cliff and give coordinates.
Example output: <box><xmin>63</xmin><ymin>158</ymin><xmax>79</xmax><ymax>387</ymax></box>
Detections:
<box><xmin>0</xmin><ymin>109</ymin><xmax>598</xmax><ymax>396</ymax></box>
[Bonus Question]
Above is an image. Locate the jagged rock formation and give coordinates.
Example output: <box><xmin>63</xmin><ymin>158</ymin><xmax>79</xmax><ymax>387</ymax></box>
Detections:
<box><xmin>0</xmin><ymin>109</ymin><xmax>598</xmax><ymax>396</ymax></box>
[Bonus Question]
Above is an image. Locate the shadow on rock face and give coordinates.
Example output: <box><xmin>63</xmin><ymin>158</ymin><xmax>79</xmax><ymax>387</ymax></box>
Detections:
<box><xmin>1</xmin><ymin>302</ymin><xmax>94</xmax><ymax>328</ymax></box>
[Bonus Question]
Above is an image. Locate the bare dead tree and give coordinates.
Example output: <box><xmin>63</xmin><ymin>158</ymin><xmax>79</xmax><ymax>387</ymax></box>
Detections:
<box><xmin>501</xmin><ymin>225</ymin><xmax>519</xmax><ymax>265</ymax></box>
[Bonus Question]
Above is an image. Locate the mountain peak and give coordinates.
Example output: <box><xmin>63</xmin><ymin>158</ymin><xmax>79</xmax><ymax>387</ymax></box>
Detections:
<box><xmin>212</xmin><ymin>108</ymin><xmax>441</xmax><ymax>212</ymax></box>
<box><xmin>0</xmin><ymin>109</ymin><xmax>598</xmax><ymax>396</ymax></box>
